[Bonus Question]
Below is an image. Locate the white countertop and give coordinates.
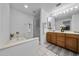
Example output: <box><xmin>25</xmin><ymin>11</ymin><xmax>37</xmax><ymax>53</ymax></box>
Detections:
<box><xmin>48</xmin><ymin>30</ymin><xmax>79</xmax><ymax>35</ymax></box>
<box><xmin>0</xmin><ymin>37</ymin><xmax>39</xmax><ymax>50</ymax></box>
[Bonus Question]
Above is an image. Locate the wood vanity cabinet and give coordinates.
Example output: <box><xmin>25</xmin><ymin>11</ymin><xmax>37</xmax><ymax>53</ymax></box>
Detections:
<box><xmin>46</xmin><ymin>32</ymin><xmax>79</xmax><ymax>53</ymax></box>
<box><xmin>56</xmin><ymin>33</ymin><xmax>65</xmax><ymax>47</ymax></box>
<box><xmin>65</xmin><ymin>34</ymin><xmax>77</xmax><ymax>52</ymax></box>
<box><xmin>51</xmin><ymin>32</ymin><xmax>57</xmax><ymax>44</ymax></box>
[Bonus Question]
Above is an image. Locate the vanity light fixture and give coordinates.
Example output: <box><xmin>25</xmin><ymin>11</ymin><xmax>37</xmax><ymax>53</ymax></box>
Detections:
<box><xmin>53</xmin><ymin>5</ymin><xmax>79</xmax><ymax>17</ymax></box>
<box><xmin>66</xmin><ymin>9</ymin><xmax>69</xmax><ymax>12</ymax></box>
<box><xmin>59</xmin><ymin>12</ymin><xmax>62</xmax><ymax>14</ymax></box>
<box><xmin>56</xmin><ymin>13</ymin><xmax>59</xmax><ymax>16</ymax></box>
<box><xmin>24</xmin><ymin>5</ymin><xmax>28</xmax><ymax>8</ymax></box>
<box><xmin>74</xmin><ymin>6</ymin><xmax>78</xmax><ymax>9</ymax></box>
<box><xmin>48</xmin><ymin>17</ymin><xmax>52</xmax><ymax>22</ymax></box>
<box><xmin>70</xmin><ymin>7</ymin><xmax>73</xmax><ymax>11</ymax></box>
<box><xmin>63</xmin><ymin>11</ymin><xmax>66</xmax><ymax>14</ymax></box>
<box><xmin>54</xmin><ymin>14</ymin><xmax>56</xmax><ymax>16</ymax></box>
<box><xmin>54</xmin><ymin>13</ymin><xmax>57</xmax><ymax>16</ymax></box>
<box><xmin>53</xmin><ymin>14</ymin><xmax>57</xmax><ymax>17</ymax></box>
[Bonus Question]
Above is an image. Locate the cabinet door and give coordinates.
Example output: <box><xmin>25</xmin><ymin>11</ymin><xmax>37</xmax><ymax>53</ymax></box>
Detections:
<box><xmin>51</xmin><ymin>32</ymin><xmax>56</xmax><ymax>44</ymax></box>
<box><xmin>46</xmin><ymin>32</ymin><xmax>51</xmax><ymax>43</ymax></box>
<box><xmin>66</xmin><ymin>34</ymin><xmax>77</xmax><ymax>52</ymax></box>
<box><xmin>78</xmin><ymin>38</ymin><xmax>79</xmax><ymax>53</ymax></box>
<box><xmin>57</xmin><ymin>33</ymin><xmax>65</xmax><ymax>48</ymax></box>
<box><xmin>57</xmin><ymin>37</ymin><xmax>65</xmax><ymax>47</ymax></box>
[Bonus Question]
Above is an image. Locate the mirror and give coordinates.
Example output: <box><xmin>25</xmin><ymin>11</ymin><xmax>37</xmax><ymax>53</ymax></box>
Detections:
<box><xmin>51</xmin><ymin>4</ymin><xmax>79</xmax><ymax>32</ymax></box>
<box><xmin>47</xmin><ymin>16</ymin><xmax>55</xmax><ymax>31</ymax></box>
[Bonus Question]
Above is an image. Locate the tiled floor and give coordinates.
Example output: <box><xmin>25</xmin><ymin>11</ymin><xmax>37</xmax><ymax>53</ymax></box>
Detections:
<box><xmin>45</xmin><ymin>42</ymin><xmax>79</xmax><ymax>56</ymax></box>
<box><xmin>37</xmin><ymin>45</ymin><xmax>57</xmax><ymax>56</ymax></box>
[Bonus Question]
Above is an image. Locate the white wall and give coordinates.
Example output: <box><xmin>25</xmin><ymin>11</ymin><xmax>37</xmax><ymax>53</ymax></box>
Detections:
<box><xmin>0</xmin><ymin>4</ymin><xmax>10</xmax><ymax>46</ymax></box>
<box><xmin>10</xmin><ymin>8</ymin><xmax>34</xmax><ymax>38</ymax></box>
<box><xmin>40</xmin><ymin>8</ymin><xmax>48</xmax><ymax>46</ymax></box>
<box><xmin>71</xmin><ymin>14</ymin><xmax>79</xmax><ymax>32</ymax></box>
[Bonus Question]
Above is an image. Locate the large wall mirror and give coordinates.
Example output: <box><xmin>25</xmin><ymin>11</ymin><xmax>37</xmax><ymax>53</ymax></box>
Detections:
<box><xmin>50</xmin><ymin>4</ymin><xmax>79</xmax><ymax>33</ymax></box>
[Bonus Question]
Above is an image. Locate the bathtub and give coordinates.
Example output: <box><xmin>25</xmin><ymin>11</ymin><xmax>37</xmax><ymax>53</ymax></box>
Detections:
<box><xmin>0</xmin><ymin>37</ymin><xmax>40</xmax><ymax>56</ymax></box>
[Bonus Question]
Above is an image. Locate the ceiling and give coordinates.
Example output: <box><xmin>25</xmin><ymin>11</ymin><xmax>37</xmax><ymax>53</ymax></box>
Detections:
<box><xmin>10</xmin><ymin>3</ymin><xmax>58</xmax><ymax>15</ymax></box>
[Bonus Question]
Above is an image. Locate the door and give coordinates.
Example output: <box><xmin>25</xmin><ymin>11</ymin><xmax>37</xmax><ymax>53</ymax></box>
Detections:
<box><xmin>51</xmin><ymin>32</ymin><xmax>57</xmax><ymax>44</ymax></box>
<box><xmin>57</xmin><ymin>33</ymin><xmax>65</xmax><ymax>48</ymax></box>
<box><xmin>46</xmin><ymin>32</ymin><xmax>51</xmax><ymax>43</ymax></box>
<box><xmin>78</xmin><ymin>39</ymin><xmax>79</xmax><ymax>53</ymax></box>
<box><xmin>66</xmin><ymin>34</ymin><xmax>77</xmax><ymax>52</ymax></box>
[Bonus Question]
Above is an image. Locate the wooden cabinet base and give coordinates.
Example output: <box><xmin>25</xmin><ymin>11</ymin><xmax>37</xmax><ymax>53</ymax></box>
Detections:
<box><xmin>46</xmin><ymin>32</ymin><xmax>79</xmax><ymax>53</ymax></box>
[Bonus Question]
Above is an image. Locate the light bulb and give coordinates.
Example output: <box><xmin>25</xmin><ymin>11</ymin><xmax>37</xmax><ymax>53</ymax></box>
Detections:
<box><xmin>63</xmin><ymin>11</ymin><xmax>66</xmax><ymax>13</ymax></box>
<box><xmin>66</xmin><ymin>9</ymin><xmax>69</xmax><ymax>12</ymax></box>
<box><xmin>24</xmin><ymin>5</ymin><xmax>28</xmax><ymax>8</ymax></box>
<box><xmin>59</xmin><ymin>12</ymin><xmax>62</xmax><ymax>14</ymax></box>
<box><xmin>70</xmin><ymin>7</ymin><xmax>73</xmax><ymax>10</ymax></box>
<box><xmin>74</xmin><ymin>6</ymin><xmax>78</xmax><ymax>8</ymax></box>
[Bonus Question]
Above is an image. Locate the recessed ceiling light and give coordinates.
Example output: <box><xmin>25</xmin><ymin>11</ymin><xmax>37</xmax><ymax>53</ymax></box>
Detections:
<box><xmin>24</xmin><ymin>5</ymin><xmax>28</xmax><ymax>8</ymax></box>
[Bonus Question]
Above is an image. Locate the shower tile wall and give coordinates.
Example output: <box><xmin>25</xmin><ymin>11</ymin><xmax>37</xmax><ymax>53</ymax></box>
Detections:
<box><xmin>10</xmin><ymin>7</ymin><xmax>33</xmax><ymax>38</ymax></box>
<box><xmin>33</xmin><ymin>10</ymin><xmax>40</xmax><ymax>37</ymax></box>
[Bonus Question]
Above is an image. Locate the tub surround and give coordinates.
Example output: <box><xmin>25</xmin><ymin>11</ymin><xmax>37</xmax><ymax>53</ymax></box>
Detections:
<box><xmin>0</xmin><ymin>37</ymin><xmax>39</xmax><ymax>50</ymax></box>
<box><xmin>0</xmin><ymin>37</ymin><xmax>40</xmax><ymax>56</ymax></box>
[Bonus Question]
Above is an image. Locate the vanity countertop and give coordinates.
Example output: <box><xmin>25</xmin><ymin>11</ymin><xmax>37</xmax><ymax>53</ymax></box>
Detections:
<box><xmin>48</xmin><ymin>30</ymin><xmax>79</xmax><ymax>35</ymax></box>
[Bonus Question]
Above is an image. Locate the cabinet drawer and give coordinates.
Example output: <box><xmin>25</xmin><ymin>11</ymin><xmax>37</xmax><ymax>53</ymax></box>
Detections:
<box><xmin>78</xmin><ymin>39</ymin><xmax>79</xmax><ymax>53</ymax></box>
<box><xmin>57</xmin><ymin>37</ymin><xmax>65</xmax><ymax>42</ymax></box>
<box><xmin>66</xmin><ymin>34</ymin><xmax>78</xmax><ymax>38</ymax></box>
<box><xmin>57</xmin><ymin>33</ymin><xmax>65</xmax><ymax>37</ymax></box>
<box><xmin>51</xmin><ymin>32</ymin><xmax>56</xmax><ymax>36</ymax></box>
<box><xmin>51</xmin><ymin>35</ymin><xmax>56</xmax><ymax>39</ymax></box>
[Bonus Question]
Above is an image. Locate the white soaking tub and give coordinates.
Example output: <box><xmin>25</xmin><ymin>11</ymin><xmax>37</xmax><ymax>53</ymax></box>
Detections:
<box><xmin>0</xmin><ymin>37</ymin><xmax>40</xmax><ymax>56</ymax></box>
